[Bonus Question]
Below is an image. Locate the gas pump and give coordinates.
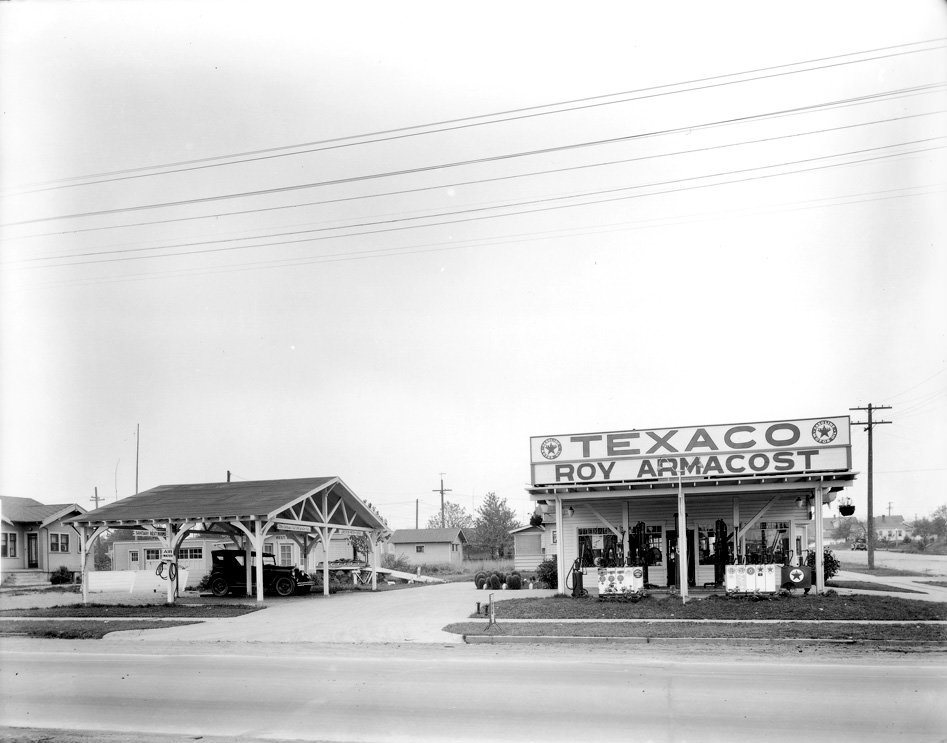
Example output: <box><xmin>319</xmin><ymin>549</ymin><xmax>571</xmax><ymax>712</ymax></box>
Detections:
<box><xmin>713</xmin><ymin>519</ymin><xmax>728</xmax><ymax>586</ymax></box>
<box><xmin>630</xmin><ymin>522</ymin><xmax>648</xmax><ymax>584</ymax></box>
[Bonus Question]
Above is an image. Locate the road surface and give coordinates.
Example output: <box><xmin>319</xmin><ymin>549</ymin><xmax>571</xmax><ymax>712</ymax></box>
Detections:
<box><xmin>1</xmin><ymin>640</ymin><xmax>945</xmax><ymax>743</ymax></box>
<box><xmin>834</xmin><ymin>548</ymin><xmax>947</xmax><ymax>576</ymax></box>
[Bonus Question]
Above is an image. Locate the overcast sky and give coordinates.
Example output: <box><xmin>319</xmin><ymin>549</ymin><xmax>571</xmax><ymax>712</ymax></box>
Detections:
<box><xmin>1</xmin><ymin>1</ymin><xmax>945</xmax><ymax>528</ymax></box>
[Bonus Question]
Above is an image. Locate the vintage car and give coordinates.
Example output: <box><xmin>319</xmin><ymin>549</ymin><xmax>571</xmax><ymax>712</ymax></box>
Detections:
<box><xmin>208</xmin><ymin>550</ymin><xmax>314</xmax><ymax>597</ymax></box>
<box><xmin>851</xmin><ymin>538</ymin><xmax>867</xmax><ymax>551</ymax></box>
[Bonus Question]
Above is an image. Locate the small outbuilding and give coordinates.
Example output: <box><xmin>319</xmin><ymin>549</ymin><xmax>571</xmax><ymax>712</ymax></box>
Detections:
<box><xmin>387</xmin><ymin>528</ymin><xmax>468</xmax><ymax>566</ymax></box>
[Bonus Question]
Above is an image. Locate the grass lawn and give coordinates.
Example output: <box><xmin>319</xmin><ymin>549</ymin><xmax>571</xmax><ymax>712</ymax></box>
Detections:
<box><xmin>0</xmin><ymin>602</ymin><xmax>263</xmax><ymax>639</ymax></box>
<box><xmin>827</xmin><ymin>580</ymin><xmax>923</xmax><ymax>593</ymax></box>
<box><xmin>449</xmin><ymin>593</ymin><xmax>947</xmax><ymax>645</ymax></box>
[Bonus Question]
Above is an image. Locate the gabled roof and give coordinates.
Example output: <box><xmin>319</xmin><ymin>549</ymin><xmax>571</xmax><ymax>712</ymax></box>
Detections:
<box><xmin>390</xmin><ymin>528</ymin><xmax>468</xmax><ymax>544</ymax></box>
<box><xmin>64</xmin><ymin>477</ymin><xmax>389</xmax><ymax>534</ymax></box>
<box><xmin>1</xmin><ymin>495</ymin><xmax>85</xmax><ymax>525</ymax></box>
<box><xmin>510</xmin><ymin>524</ymin><xmax>544</xmax><ymax>535</ymax></box>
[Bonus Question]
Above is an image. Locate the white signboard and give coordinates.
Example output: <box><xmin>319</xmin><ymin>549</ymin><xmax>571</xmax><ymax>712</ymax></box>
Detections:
<box><xmin>530</xmin><ymin>416</ymin><xmax>850</xmax><ymax>486</ymax></box>
<box><xmin>276</xmin><ymin>523</ymin><xmax>313</xmax><ymax>533</ymax></box>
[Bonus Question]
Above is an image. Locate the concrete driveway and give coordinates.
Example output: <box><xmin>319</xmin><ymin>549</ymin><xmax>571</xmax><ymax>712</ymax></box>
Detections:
<box><xmin>105</xmin><ymin>583</ymin><xmax>558</xmax><ymax>645</ymax></box>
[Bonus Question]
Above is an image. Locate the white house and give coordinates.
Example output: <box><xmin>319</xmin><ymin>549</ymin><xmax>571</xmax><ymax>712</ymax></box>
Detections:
<box><xmin>1</xmin><ymin>495</ymin><xmax>87</xmax><ymax>584</ymax></box>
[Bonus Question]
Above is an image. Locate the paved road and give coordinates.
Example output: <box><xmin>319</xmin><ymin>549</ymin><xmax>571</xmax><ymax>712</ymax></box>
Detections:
<box><xmin>2</xmin><ymin>641</ymin><xmax>945</xmax><ymax>743</ymax></box>
<box><xmin>835</xmin><ymin>549</ymin><xmax>947</xmax><ymax>576</ymax></box>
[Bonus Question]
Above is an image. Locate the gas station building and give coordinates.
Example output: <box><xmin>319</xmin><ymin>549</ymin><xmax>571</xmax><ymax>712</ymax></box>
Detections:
<box><xmin>527</xmin><ymin>416</ymin><xmax>856</xmax><ymax>597</ymax></box>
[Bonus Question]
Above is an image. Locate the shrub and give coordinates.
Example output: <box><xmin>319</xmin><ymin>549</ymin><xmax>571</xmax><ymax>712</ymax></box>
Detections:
<box><xmin>197</xmin><ymin>573</ymin><xmax>212</xmax><ymax>592</ymax></box>
<box><xmin>474</xmin><ymin>574</ymin><xmax>488</xmax><ymax>589</ymax></box>
<box><xmin>535</xmin><ymin>558</ymin><xmax>558</xmax><ymax>589</ymax></box>
<box><xmin>486</xmin><ymin>574</ymin><xmax>501</xmax><ymax>590</ymax></box>
<box><xmin>507</xmin><ymin>574</ymin><xmax>522</xmax><ymax>590</ymax></box>
<box><xmin>382</xmin><ymin>553</ymin><xmax>413</xmax><ymax>573</ymax></box>
<box><xmin>494</xmin><ymin>572</ymin><xmax>506</xmax><ymax>585</ymax></box>
<box><xmin>49</xmin><ymin>566</ymin><xmax>73</xmax><ymax>585</ymax></box>
<box><xmin>806</xmin><ymin>547</ymin><xmax>841</xmax><ymax>581</ymax></box>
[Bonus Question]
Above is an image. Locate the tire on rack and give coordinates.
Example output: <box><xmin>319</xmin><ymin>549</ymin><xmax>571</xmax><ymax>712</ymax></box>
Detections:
<box><xmin>210</xmin><ymin>577</ymin><xmax>230</xmax><ymax>597</ymax></box>
<box><xmin>274</xmin><ymin>575</ymin><xmax>297</xmax><ymax>597</ymax></box>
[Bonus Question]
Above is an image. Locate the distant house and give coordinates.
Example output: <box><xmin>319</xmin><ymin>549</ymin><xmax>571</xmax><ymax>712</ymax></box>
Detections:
<box><xmin>1</xmin><ymin>495</ymin><xmax>87</xmax><ymax>583</ymax></box>
<box><xmin>387</xmin><ymin>528</ymin><xmax>468</xmax><ymax>566</ymax></box>
<box><xmin>873</xmin><ymin>514</ymin><xmax>913</xmax><ymax>542</ymax></box>
<box><xmin>510</xmin><ymin>522</ymin><xmax>557</xmax><ymax>574</ymax></box>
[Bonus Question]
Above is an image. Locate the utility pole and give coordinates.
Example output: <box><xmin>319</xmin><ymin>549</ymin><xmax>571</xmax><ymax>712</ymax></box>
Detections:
<box><xmin>415</xmin><ymin>499</ymin><xmax>419</xmax><ymax>529</ymax></box>
<box><xmin>433</xmin><ymin>474</ymin><xmax>452</xmax><ymax>528</ymax></box>
<box><xmin>850</xmin><ymin>404</ymin><xmax>892</xmax><ymax>570</ymax></box>
<box><xmin>135</xmin><ymin>423</ymin><xmax>140</xmax><ymax>494</ymax></box>
<box><xmin>91</xmin><ymin>487</ymin><xmax>103</xmax><ymax>509</ymax></box>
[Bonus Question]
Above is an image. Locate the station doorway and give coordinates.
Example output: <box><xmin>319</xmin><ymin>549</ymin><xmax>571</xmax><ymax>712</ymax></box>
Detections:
<box><xmin>665</xmin><ymin>529</ymin><xmax>695</xmax><ymax>588</ymax></box>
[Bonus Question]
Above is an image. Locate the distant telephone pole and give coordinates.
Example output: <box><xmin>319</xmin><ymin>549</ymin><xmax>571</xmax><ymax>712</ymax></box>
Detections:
<box><xmin>433</xmin><ymin>474</ymin><xmax>452</xmax><ymax>528</ymax></box>
<box><xmin>91</xmin><ymin>487</ymin><xmax>103</xmax><ymax>509</ymax></box>
<box><xmin>850</xmin><ymin>403</ymin><xmax>892</xmax><ymax>570</ymax></box>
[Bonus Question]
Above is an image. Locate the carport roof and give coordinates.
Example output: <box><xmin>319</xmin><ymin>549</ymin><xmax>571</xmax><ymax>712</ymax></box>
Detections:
<box><xmin>64</xmin><ymin>477</ymin><xmax>389</xmax><ymax>532</ymax></box>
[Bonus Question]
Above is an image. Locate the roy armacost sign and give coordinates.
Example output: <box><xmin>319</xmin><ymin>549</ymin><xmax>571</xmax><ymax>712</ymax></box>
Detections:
<box><xmin>530</xmin><ymin>417</ymin><xmax>851</xmax><ymax>486</ymax></box>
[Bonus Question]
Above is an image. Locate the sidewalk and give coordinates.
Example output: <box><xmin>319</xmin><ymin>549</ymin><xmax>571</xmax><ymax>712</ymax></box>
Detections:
<box><xmin>830</xmin><ymin>569</ymin><xmax>947</xmax><ymax>603</ymax></box>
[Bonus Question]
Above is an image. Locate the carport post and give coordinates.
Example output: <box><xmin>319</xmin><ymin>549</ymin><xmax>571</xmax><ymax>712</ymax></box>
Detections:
<box><xmin>814</xmin><ymin>486</ymin><xmax>826</xmax><ymax>594</ymax></box>
<box><xmin>80</xmin><ymin>526</ymin><xmax>88</xmax><ymax>605</ymax></box>
<box><xmin>255</xmin><ymin>519</ymin><xmax>265</xmax><ymax>603</ymax></box>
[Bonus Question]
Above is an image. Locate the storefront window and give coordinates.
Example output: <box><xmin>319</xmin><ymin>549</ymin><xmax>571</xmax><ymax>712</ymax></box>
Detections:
<box><xmin>697</xmin><ymin>526</ymin><xmax>716</xmax><ymax>565</ymax></box>
<box><xmin>742</xmin><ymin>521</ymin><xmax>790</xmax><ymax>562</ymax></box>
<box><xmin>577</xmin><ymin>527</ymin><xmax>619</xmax><ymax>567</ymax></box>
<box><xmin>645</xmin><ymin>525</ymin><xmax>663</xmax><ymax>566</ymax></box>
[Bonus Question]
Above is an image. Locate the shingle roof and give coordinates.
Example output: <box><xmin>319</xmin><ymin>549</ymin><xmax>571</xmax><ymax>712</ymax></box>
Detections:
<box><xmin>63</xmin><ymin>477</ymin><xmax>386</xmax><ymax>532</ymax></box>
<box><xmin>390</xmin><ymin>528</ymin><xmax>468</xmax><ymax>544</ymax></box>
<box><xmin>1</xmin><ymin>496</ymin><xmax>84</xmax><ymax>524</ymax></box>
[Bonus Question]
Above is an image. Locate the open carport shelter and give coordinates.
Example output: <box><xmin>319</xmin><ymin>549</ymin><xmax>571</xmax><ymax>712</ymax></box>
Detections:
<box><xmin>529</xmin><ymin>416</ymin><xmax>857</xmax><ymax>597</ymax></box>
<box><xmin>64</xmin><ymin>477</ymin><xmax>391</xmax><ymax>604</ymax></box>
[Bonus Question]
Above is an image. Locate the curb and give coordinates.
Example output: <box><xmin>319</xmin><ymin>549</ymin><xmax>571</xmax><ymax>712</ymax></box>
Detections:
<box><xmin>462</xmin><ymin>634</ymin><xmax>947</xmax><ymax>647</ymax></box>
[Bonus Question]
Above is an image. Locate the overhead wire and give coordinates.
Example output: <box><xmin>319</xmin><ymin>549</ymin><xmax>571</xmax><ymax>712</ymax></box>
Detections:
<box><xmin>10</xmin><ymin>106</ymin><xmax>944</xmax><ymax>242</ymax></box>
<box><xmin>12</xmin><ymin>136</ymin><xmax>944</xmax><ymax>269</ymax></box>
<box><xmin>23</xmin><ymin>182</ymin><xmax>945</xmax><ymax>289</ymax></box>
<box><xmin>6</xmin><ymin>37</ymin><xmax>943</xmax><ymax>195</ymax></box>
<box><xmin>6</xmin><ymin>82</ymin><xmax>944</xmax><ymax>229</ymax></box>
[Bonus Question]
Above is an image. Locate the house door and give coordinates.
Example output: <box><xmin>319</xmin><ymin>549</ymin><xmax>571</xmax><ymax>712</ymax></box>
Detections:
<box><xmin>666</xmin><ymin>530</ymin><xmax>695</xmax><ymax>587</ymax></box>
<box><xmin>27</xmin><ymin>533</ymin><xmax>38</xmax><ymax>568</ymax></box>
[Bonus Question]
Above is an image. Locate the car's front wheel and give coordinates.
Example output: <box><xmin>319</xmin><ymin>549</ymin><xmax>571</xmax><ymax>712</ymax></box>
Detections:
<box><xmin>274</xmin><ymin>576</ymin><xmax>296</xmax><ymax>597</ymax></box>
<box><xmin>210</xmin><ymin>577</ymin><xmax>230</xmax><ymax>597</ymax></box>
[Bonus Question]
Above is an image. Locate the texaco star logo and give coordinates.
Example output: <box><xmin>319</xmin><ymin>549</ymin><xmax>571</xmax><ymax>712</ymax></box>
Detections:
<box><xmin>789</xmin><ymin>568</ymin><xmax>805</xmax><ymax>583</ymax></box>
<box><xmin>540</xmin><ymin>438</ymin><xmax>562</xmax><ymax>460</ymax></box>
<box><xmin>812</xmin><ymin>420</ymin><xmax>838</xmax><ymax>444</ymax></box>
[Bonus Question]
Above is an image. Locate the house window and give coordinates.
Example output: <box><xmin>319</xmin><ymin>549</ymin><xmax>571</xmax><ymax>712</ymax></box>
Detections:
<box><xmin>130</xmin><ymin>550</ymin><xmax>139</xmax><ymax>564</ymax></box>
<box><xmin>2</xmin><ymin>533</ymin><xmax>16</xmax><ymax>557</ymax></box>
<box><xmin>416</xmin><ymin>546</ymin><xmax>425</xmax><ymax>553</ymax></box>
<box><xmin>451</xmin><ymin>543</ymin><xmax>458</xmax><ymax>552</ymax></box>
<box><xmin>145</xmin><ymin>549</ymin><xmax>161</xmax><ymax>560</ymax></box>
<box><xmin>50</xmin><ymin>533</ymin><xmax>70</xmax><ymax>553</ymax></box>
<box><xmin>552</xmin><ymin>530</ymin><xmax>557</xmax><ymax>544</ymax></box>
<box><xmin>179</xmin><ymin>548</ymin><xmax>203</xmax><ymax>560</ymax></box>
<box><xmin>279</xmin><ymin>544</ymin><xmax>293</xmax><ymax>566</ymax></box>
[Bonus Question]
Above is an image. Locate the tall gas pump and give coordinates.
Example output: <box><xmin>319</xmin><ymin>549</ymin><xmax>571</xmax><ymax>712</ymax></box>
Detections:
<box><xmin>630</xmin><ymin>522</ymin><xmax>648</xmax><ymax>585</ymax></box>
<box><xmin>713</xmin><ymin>519</ymin><xmax>728</xmax><ymax>586</ymax></box>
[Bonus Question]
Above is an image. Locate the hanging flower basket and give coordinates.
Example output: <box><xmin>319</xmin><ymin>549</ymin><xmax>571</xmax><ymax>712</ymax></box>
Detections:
<box><xmin>839</xmin><ymin>504</ymin><xmax>855</xmax><ymax>516</ymax></box>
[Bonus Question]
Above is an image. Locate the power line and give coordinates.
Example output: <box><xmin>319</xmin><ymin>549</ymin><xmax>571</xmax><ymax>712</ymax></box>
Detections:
<box><xmin>7</xmin><ymin>37</ymin><xmax>943</xmax><ymax>194</ymax></box>
<box><xmin>6</xmin><ymin>82</ymin><xmax>943</xmax><ymax>228</ymax></box>
<box><xmin>12</xmin><ymin>107</ymin><xmax>943</xmax><ymax>242</ymax></box>
<box><xmin>12</xmin><ymin>137</ymin><xmax>944</xmax><ymax>269</ymax></box>
<box><xmin>24</xmin><ymin>181</ymin><xmax>943</xmax><ymax>291</ymax></box>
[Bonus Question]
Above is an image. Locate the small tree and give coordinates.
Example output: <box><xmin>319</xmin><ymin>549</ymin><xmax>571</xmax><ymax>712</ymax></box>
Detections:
<box><xmin>471</xmin><ymin>492</ymin><xmax>521</xmax><ymax>559</ymax></box>
<box><xmin>425</xmin><ymin>501</ymin><xmax>474</xmax><ymax>530</ymax></box>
